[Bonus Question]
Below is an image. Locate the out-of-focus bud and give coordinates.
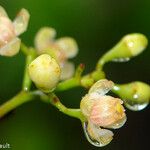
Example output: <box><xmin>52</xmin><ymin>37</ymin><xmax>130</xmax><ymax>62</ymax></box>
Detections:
<box><xmin>84</xmin><ymin>121</ymin><xmax>113</xmax><ymax>147</ymax></box>
<box><xmin>55</xmin><ymin>37</ymin><xmax>78</xmax><ymax>58</ymax></box>
<box><xmin>34</xmin><ymin>27</ymin><xmax>56</xmax><ymax>52</ymax></box>
<box><xmin>34</xmin><ymin>27</ymin><xmax>79</xmax><ymax>80</ymax></box>
<box><xmin>28</xmin><ymin>54</ymin><xmax>61</xmax><ymax>93</ymax></box>
<box><xmin>0</xmin><ymin>6</ymin><xmax>30</xmax><ymax>56</ymax></box>
<box><xmin>113</xmin><ymin>81</ymin><xmax>150</xmax><ymax>111</ymax></box>
<box><xmin>98</xmin><ymin>33</ymin><xmax>148</xmax><ymax>67</ymax></box>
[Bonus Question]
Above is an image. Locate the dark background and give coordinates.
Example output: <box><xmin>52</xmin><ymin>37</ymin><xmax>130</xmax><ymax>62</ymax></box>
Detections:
<box><xmin>0</xmin><ymin>0</ymin><xmax>149</xmax><ymax>150</ymax></box>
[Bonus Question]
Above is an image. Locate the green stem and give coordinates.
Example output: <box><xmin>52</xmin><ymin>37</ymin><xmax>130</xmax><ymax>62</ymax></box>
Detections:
<box><xmin>56</xmin><ymin>70</ymin><xmax>105</xmax><ymax>92</ymax></box>
<box><xmin>56</xmin><ymin>78</ymin><xmax>80</xmax><ymax>91</ymax></box>
<box><xmin>40</xmin><ymin>92</ymin><xmax>85</xmax><ymax>121</ymax></box>
<box><xmin>0</xmin><ymin>91</ymin><xmax>36</xmax><ymax>119</ymax></box>
<box><xmin>20</xmin><ymin>43</ymin><xmax>30</xmax><ymax>55</ymax></box>
<box><xmin>22</xmin><ymin>48</ymin><xmax>37</xmax><ymax>91</ymax></box>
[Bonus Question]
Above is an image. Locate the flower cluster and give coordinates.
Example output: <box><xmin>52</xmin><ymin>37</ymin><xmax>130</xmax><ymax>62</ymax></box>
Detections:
<box><xmin>0</xmin><ymin>5</ymin><xmax>149</xmax><ymax>148</ymax></box>
<box><xmin>80</xmin><ymin>79</ymin><xmax>126</xmax><ymax>146</ymax></box>
<box><xmin>34</xmin><ymin>27</ymin><xmax>78</xmax><ymax>80</ymax></box>
<box><xmin>0</xmin><ymin>6</ymin><xmax>29</xmax><ymax>56</ymax></box>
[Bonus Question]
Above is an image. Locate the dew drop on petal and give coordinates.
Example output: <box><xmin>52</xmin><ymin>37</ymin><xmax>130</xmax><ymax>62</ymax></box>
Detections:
<box><xmin>83</xmin><ymin>122</ymin><xmax>113</xmax><ymax>147</ymax></box>
<box><xmin>125</xmin><ymin>101</ymin><xmax>148</xmax><ymax>111</ymax></box>
<box><xmin>107</xmin><ymin>116</ymin><xmax>127</xmax><ymax>129</ymax></box>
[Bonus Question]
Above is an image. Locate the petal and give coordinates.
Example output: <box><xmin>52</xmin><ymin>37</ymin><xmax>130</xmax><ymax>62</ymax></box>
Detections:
<box><xmin>55</xmin><ymin>37</ymin><xmax>78</xmax><ymax>58</ymax></box>
<box><xmin>89</xmin><ymin>79</ymin><xmax>114</xmax><ymax>96</ymax></box>
<box><xmin>0</xmin><ymin>6</ymin><xmax>8</xmax><ymax>17</ymax></box>
<box><xmin>13</xmin><ymin>8</ymin><xmax>30</xmax><ymax>36</ymax></box>
<box><xmin>83</xmin><ymin>121</ymin><xmax>113</xmax><ymax>147</ymax></box>
<box><xmin>34</xmin><ymin>27</ymin><xmax>56</xmax><ymax>51</ymax></box>
<box><xmin>60</xmin><ymin>61</ymin><xmax>75</xmax><ymax>80</ymax></box>
<box><xmin>0</xmin><ymin>37</ymin><xmax>21</xmax><ymax>56</ymax></box>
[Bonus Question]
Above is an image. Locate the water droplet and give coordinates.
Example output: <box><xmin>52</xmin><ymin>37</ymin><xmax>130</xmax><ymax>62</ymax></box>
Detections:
<box><xmin>83</xmin><ymin>122</ymin><xmax>113</xmax><ymax>147</ymax></box>
<box><xmin>125</xmin><ymin>101</ymin><xmax>148</xmax><ymax>111</ymax></box>
<box><xmin>112</xmin><ymin>57</ymin><xmax>130</xmax><ymax>62</ymax></box>
<box><xmin>107</xmin><ymin>116</ymin><xmax>127</xmax><ymax>129</ymax></box>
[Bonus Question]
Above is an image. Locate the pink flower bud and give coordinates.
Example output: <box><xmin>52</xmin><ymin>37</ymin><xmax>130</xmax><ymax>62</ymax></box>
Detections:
<box><xmin>80</xmin><ymin>79</ymin><xmax>126</xmax><ymax>129</ymax></box>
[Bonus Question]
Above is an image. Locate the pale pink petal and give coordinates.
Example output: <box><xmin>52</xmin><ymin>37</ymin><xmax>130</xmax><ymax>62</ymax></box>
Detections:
<box><xmin>0</xmin><ymin>37</ymin><xmax>21</xmax><ymax>56</ymax></box>
<box><xmin>0</xmin><ymin>6</ymin><xmax>8</xmax><ymax>17</ymax></box>
<box><xmin>55</xmin><ymin>37</ymin><xmax>78</xmax><ymax>58</ymax></box>
<box><xmin>89</xmin><ymin>79</ymin><xmax>114</xmax><ymax>96</ymax></box>
<box><xmin>34</xmin><ymin>27</ymin><xmax>56</xmax><ymax>51</ymax></box>
<box><xmin>84</xmin><ymin>121</ymin><xmax>113</xmax><ymax>147</ymax></box>
<box><xmin>13</xmin><ymin>8</ymin><xmax>30</xmax><ymax>36</ymax></box>
<box><xmin>60</xmin><ymin>61</ymin><xmax>75</xmax><ymax>80</ymax></box>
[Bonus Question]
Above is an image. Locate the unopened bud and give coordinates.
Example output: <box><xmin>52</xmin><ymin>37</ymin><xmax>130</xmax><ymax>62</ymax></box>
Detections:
<box><xmin>113</xmin><ymin>81</ymin><xmax>150</xmax><ymax>111</ymax></box>
<box><xmin>99</xmin><ymin>33</ymin><xmax>148</xmax><ymax>66</ymax></box>
<box><xmin>28</xmin><ymin>54</ymin><xmax>61</xmax><ymax>93</ymax></box>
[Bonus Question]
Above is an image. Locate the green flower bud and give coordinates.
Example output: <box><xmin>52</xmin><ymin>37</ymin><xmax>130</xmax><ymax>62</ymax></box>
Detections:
<box><xmin>28</xmin><ymin>54</ymin><xmax>61</xmax><ymax>93</ymax></box>
<box><xmin>98</xmin><ymin>33</ymin><xmax>148</xmax><ymax>66</ymax></box>
<box><xmin>112</xmin><ymin>81</ymin><xmax>150</xmax><ymax>111</ymax></box>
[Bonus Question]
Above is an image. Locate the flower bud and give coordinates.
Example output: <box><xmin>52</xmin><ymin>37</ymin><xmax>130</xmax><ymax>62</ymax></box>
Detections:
<box><xmin>113</xmin><ymin>81</ymin><xmax>150</xmax><ymax>111</ymax></box>
<box><xmin>28</xmin><ymin>54</ymin><xmax>61</xmax><ymax>93</ymax></box>
<box><xmin>81</xmin><ymin>95</ymin><xmax>126</xmax><ymax>129</ymax></box>
<box><xmin>80</xmin><ymin>79</ymin><xmax>126</xmax><ymax>129</ymax></box>
<box><xmin>99</xmin><ymin>33</ymin><xmax>148</xmax><ymax>65</ymax></box>
<box><xmin>55</xmin><ymin>37</ymin><xmax>78</xmax><ymax>58</ymax></box>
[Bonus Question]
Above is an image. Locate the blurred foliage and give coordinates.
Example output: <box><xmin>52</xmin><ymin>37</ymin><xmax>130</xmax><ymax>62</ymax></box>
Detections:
<box><xmin>0</xmin><ymin>0</ymin><xmax>149</xmax><ymax>150</ymax></box>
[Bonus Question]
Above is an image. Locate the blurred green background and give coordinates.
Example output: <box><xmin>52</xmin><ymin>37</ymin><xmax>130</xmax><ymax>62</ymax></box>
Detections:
<box><xmin>0</xmin><ymin>0</ymin><xmax>149</xmax><ymax>150</ymax></box>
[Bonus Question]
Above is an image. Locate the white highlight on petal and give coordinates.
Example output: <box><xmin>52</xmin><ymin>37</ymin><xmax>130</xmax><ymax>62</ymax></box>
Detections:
<box><xmin>60</xmin><ymin>61</ymin><xmax>75</xmax><ymax>80</ymax></box>
<box><xmin>0</xmin><ymin>37</ymin><xmax>21</xmax><ymax>56</ymax></box>
<box><xmin>56</xmin><ymin>37</ymin><xmax>78</xmax><ymax>58</ymax></box>
<box><xmin>13</xmin><ymin>8</ymin><xmax>30</xmax><ymax>36</ymax></box>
